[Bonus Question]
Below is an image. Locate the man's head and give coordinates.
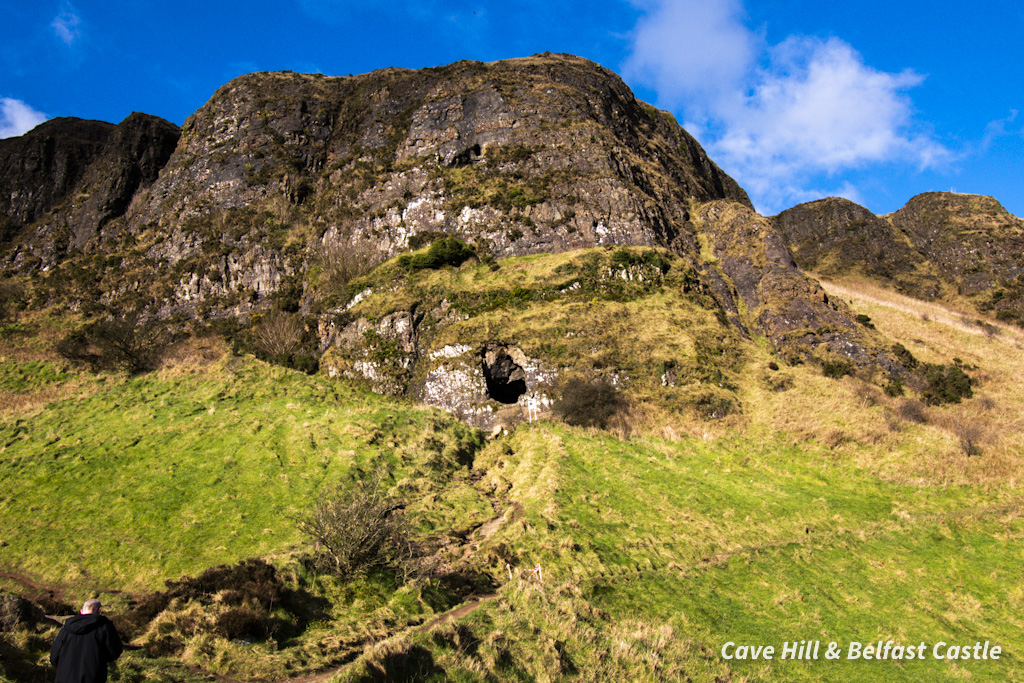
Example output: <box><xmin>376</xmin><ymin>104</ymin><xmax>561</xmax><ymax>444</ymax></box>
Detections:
<box><xmin>80</xmin><ymin>599</ymin><xmax>102</xmax><ymax>615</ymax></box>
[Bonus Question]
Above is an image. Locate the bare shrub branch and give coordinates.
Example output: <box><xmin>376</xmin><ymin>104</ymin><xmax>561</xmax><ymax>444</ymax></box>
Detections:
<box><xmin>947</xmin><ymin>410</ymin><xmax>985</xmax><ymax>457</ymax></box>
<box><xmin>299</xmin><ymin>468</ymin><xmax>415</xmax><ymax>578</ymax></box>
<box><xmin>251</xmin><ymin>310</ymin><xmax>303</xmax><ymax>358</ymax></box>
<box><xmin>894</xmin><ymin>398</ymin><xmax>928</xmax><ymax>424</ymax></box>
<box><xmin>56</xmin><ymin>311</ymin><xmax>171</xmax><ymax>374</ymax></box>
<box><xmin>315</xmin><ymin>237</ymin><xmax>380</xmax><ymax>290</ymax></box>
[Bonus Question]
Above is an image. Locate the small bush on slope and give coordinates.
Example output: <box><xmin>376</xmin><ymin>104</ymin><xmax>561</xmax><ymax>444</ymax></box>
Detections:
<box><xmin>299</xmin><ymin>468</ymin><xmax>415</xmax><ymax>578</ymax></box>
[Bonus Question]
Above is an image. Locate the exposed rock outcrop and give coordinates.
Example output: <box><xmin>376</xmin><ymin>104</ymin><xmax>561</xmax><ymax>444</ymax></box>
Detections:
<box><xmin>776</xmin><ymin>192</ymin><xmax>1024</xmax><ymax>325</ymax></box>
<box><xmin>1</xmin><ymin>53</ymin><xmax>969</xmax><ymax>424</ymax></box>
<box><xmin>1</xmin><ymin>114</ymin><xmax>179</xmax><ymax>263</ymax></box>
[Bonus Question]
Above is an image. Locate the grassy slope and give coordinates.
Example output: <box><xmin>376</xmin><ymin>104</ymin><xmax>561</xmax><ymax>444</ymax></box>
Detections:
<box><xmin>422</xmin><ymin>425</ymin><xmax>1020</xmax><ymax>682</ymax></box>
<box><xmin>1</xmin><ymin>258</ymin><xmax>1023</xmax><ymax>681</ymax></box>
<box><xmin>0</xmin><ymin>335</ymin><xmax>492</xmax><ymax>596</ymax></box>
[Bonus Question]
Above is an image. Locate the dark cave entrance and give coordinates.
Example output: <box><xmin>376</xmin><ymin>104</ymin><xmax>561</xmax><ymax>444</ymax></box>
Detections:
<box><xmin>482</xmin><ymin>347</ymin><xmax>527</xmax><ymax>404</ymax></box>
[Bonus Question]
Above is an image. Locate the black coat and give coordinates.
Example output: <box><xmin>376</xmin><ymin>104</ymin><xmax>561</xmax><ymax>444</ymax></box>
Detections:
<box><xmin>49</xmin><ymin>613</ymin><xmax>123</xmax><ymax>683</ymax></box>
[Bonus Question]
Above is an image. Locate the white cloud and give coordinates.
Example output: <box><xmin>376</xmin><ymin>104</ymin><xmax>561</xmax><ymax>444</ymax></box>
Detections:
<box><xmin>51</xmin><ymin>3</ymin><xmax>83</xmax><ymax>45</ymax></box>
<box><xmin>0</xmin><ymin>98</ymin><xmax>48</xmax><ymax>139</ymax></box>
<box><xmin>623</xmin><ymin>0</ymin><xmax>755</xmax><ymax>113</ymax></box>
<box><xmin>623</xmin><ymin>0</ymin><xmax>951</xmax><ymax>213</ymax></box>
<box><xmin>982</xmin><ymin>109</ymin><xmax>1021</xmax><ymax>150</ymax></box>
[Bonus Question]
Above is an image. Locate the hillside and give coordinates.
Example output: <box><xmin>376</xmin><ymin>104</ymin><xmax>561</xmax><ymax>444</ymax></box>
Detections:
<box><xmin>775</xmin><ymin>193</ymin><xmax>1024</xmax><ymax>325</ymax></box>
<box><xmin>1</xmin><ymin>257</ymin><xmax>1023</xmax><ymax>681</ymax></box>
<box><xmin>0</xmin><ymin>53</ymin><xmax>906</xmax><ymax>392</ymax></box>
<box><xmin>1</xmin><ymin>52</ymin><xmax>1023</xmax><ymax>682</ymax></box>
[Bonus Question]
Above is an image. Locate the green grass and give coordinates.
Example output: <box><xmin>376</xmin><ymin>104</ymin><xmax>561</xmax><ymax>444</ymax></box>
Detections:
<box><xmin>0</xmin><ymin>353</ymin><xmax>488</xmax><ymax>595</ymax></box>
<box><xmin>359</xmin><ymin>423</ymin><xmax>1021</xmax><ymax>681</ymax></box>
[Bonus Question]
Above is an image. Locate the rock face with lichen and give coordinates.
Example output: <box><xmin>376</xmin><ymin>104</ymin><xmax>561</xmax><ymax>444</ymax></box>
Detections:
<box><xmin>5</xmin><ymin>52</ymin><xmax>1012</xmax><ymax>425</ymax></box>
<box><xmin>0</xmin><ymin>114</ymin><xmax>179</xmax><ymax>258</ymax></box>
<box><xmin>3</xmin><ymin>54</ymin><xmax>763</xmax><ymax>323</ymax></box>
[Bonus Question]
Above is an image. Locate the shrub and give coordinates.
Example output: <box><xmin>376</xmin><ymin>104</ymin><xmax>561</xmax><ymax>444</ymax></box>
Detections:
<box><xmin>56</xmin><ymin>311</ymin><xmax>171</xmax><ymax>374</ymax></box>
<box><xmin>398</xmin><ymin>237</ymin><xmax>475</xmax><ymax>271</ymax></box>
<box><xmin>252</xmin><ymin>310</ymin><xmax>304</xmax><ymax>358</ymax></box>
<box><xmin>855</xmin><ymin>314</ymin><xmax>875</xmax><ymax>329</ymax></box>
<box><xmin>895</xmin><ymin>399</ymin><xmax>928</xmax><ymax>424</ymax></box>
<box><xmin>315</xmin><ymin>238</ymin><xmax>380</xmax><ymax>290</ymax></box>
<box><xmin>821</xmin><ymin>359</ymin><xmax>853</xmax><ymax>379</ymax></box>
<box><xmin>610</xmin><ymin>248</ymin><xmax>671</xmax><ymax>274</ymax></box>
<box><xmin>408</xmin><ymin>230</ymin><xmax>447</xmax><ymax>250</ymax></box>
<box><xmin>411</xmin><ymin>237</ymin><xmax>475</xmax><ymax>270</ymax></box>
<box><xmin>891</xmin><ymin>343</ymin><xmax>918</xmax><ymax>369</ymax></box>
<box><xmin>921</xmin><ymin>363</ymin><xmax>973</xmax><ymax>405</ymax></box>
<box><xmin>222</xmin><ymin>309</ymin><xmax>320</xmax><ymax>374</ymax></box>
<box><xmin>299</xmin><ymin>469</ymin><xmax>414</xmax><ymax>578</ymax></box>
<box><xmin>553</xmin><ymin>378</ymin><xmax>624</xmax><ymax>429</ymax></box>
<box><xmin>883</xmin><ymin>376</ymin><xmax>904</xmax><ymax>397</ymax></box>
<box><xmin>288</xmin><ymin>353</ymin><xmax>320</xmax><ymax>375</ymax></box>
<box><xmin>948</xmin><ymin>411</ymin><xmax>984</xmax><ymax>457</ymax></box>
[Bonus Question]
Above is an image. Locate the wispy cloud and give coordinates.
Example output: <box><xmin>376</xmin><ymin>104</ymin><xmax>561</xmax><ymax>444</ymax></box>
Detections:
<box><xmin>623</xmin><ymin>0</ymin><xmax>951</xmax><ymax>213</ymax></box>
<box><xmin>0</xmin><ymin>98</ymin><xmax>48</xmax><ymax>138</ymax></box>
<box><xmin>51</xmin><ymin>2</ymin><xmax>83</xmax><ymax>45</ymax></box>
<box><xmin>981</xmin><ymin>110</ymin><xmax>1021</xmax><ymax>150</ymax></box>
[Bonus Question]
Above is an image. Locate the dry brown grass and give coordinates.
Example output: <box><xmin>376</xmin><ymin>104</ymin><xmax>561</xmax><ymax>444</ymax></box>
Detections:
<box><xmin>819</xmin><ymin>277</ymin><xmax>1024</xmax><ymax>347</ymax></box>
<box><xmin>802</xmin><ymin>275</ymin><xmax>1024</xmax><ymax>488</ymax></box>
<box><xmin>705</xmin><ymin>273</ymin><xmax>1024</xmax><ymax>489</ymax></box>
<box><xmin>0</xmin><ymin>382</ymin><xmax>95</xmax><ymax>420</ymax></box>
<box><xmin>610</xmin><ymin>396</ymin><xmax>750</xmax><ymax>443</ymax></box>
<box><xmin>155</xmin><ymin>334</ymin><xmax>231</xmax><ymax>378</ymax></box>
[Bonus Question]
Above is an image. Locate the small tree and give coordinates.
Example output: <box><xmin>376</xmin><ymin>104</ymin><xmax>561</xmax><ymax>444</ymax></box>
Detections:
<box><xmin>299</xmin><ymin>469</ymin><xmax>414</xmax><ymax>578</ymax></box>
<box><xmin>56</xmin><ymin>311</ymin><xmax>170</xmax><ymax>374</ymax></box>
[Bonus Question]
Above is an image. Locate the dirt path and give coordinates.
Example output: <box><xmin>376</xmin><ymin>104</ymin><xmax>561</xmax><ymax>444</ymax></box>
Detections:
<box><xmin>0</xmin><ymin>566</ymin><xmax>70</xmax><ymax>605</ymax></box>
<box><xmin>819</xmin><ymin>278</ymin><xmax>1024</xmax><ymax>342</ymax></box>
<box><xmin>416</xmin><ymin>593</ymin><xmax>497</xmax><ymax>634</ymax></box>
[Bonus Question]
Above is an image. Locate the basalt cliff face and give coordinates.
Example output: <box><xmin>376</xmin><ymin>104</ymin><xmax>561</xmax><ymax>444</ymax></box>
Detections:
<box><xmin>4</xmin><ymin>53</ymin><xmax>1006</xmax><ymax>425</ymax></box>
<box><xmin>0</xmin><ymin>114</ymin><xmax>180</xmax><ymax>254</ymax></box>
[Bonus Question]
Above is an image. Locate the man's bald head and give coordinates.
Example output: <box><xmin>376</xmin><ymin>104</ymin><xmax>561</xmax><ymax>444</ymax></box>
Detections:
<box><xmin>81</xmin><ymin>599</ymin><xmax>102</xmax><ymax>614</ymax></box>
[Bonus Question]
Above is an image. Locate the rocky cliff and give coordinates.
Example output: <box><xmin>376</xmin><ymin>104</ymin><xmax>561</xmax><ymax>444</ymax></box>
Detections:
<box><xmin>0</xmin><ymin>114</ymin><xmax>179</xmax><ymax>258</ymax></box>
<box><xmin>775</xmin><ymin>192</ymin><xmax>1024</xmax><ymax>325</ymax></box>
<box><xmin>2</xmin><ymin>53</ymin><xmax>967</xmax><ymax>423</ymax></box>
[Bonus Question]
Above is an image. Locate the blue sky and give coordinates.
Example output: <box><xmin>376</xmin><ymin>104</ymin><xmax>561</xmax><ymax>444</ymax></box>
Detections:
<box><xmin>2</xmin><ymin>0</ymin><xmax>1022</xmax><ymax>217</ymax></box>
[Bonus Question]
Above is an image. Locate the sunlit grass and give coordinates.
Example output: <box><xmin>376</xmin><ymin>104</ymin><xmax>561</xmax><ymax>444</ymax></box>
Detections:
<box><xmin>4</xmin><ymin>255</ymin><xmax>1024</xmax><ymax>680</ymax></box>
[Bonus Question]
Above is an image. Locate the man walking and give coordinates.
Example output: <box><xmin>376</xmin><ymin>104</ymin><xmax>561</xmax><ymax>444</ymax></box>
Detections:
<box><xmin>50</xmin><ymin>599</ymin><xmax>123</xmax><ymax>683</ymax></box>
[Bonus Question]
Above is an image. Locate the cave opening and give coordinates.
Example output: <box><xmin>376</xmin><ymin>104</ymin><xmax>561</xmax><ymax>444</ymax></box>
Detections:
<box><xmin>449</xmin><ymin>143</ymin><xmax>482</xmax><ymax>167</ymax></box>
<box><xmin>482</xmin><ymin>347</ymin><xmax>527</xmax><ymax>404</ymax></box>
